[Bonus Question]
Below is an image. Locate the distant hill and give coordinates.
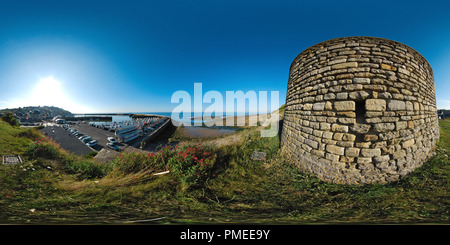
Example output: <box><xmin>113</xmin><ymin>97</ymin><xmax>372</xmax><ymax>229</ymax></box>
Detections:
<box><xmin>0</xmin><ymin>106</ymin><xmax>72</xmax><ymax>122</ymax></box>
<box><xmin>438</xmin><ymin>109</ymin><xmax>450</xmax><ymax>119</ymax></box>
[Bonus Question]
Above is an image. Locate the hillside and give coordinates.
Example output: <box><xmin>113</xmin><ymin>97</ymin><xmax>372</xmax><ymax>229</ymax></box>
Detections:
<box><xmin>0</xmin><ymin>117</ymin><xmax>449</xmax><ymax>224</ymax></box>
<box><xmin>0</xmin><ymin>106</ymin><xmax>72</xmax><ymax>123</ymax></box>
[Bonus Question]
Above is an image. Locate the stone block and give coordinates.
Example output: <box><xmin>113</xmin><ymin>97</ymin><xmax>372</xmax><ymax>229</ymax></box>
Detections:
<box><xmin>357</xmin><ymin>157</ymin><xmax>372</xmax><ymax>164</ymax></box>
<box><xmin>381</xmin><ymin>64</ymin><xmax>397</xmax><ymax>71</ymax></box>
<box><xmin>345</xmin><ymin>147</ymin><xmax>360</xmax><ymax>157</ymax></box>
<box><xmin>365</xmin><ymin>99</ymin><xmax>386</xmax><ymax>111</ymax></box>
<box><xmin>402</xmin><ymin>138</ymin><xmax>415</xmax><ymax>148</ymax></box>
<box><xmin>323</xmin><ymin>131</ymin><xmax>333</xmax><ymax>139</ymax></box>
<box><xmin>349</xmin><ymin>123</ymin><xmax>371</xmax><ymax>134</ymax></box>
<box><xmin>349</xmin><ymin>91</ymin><xmax>370</xmax><ymax>100</ymax></box>
<box><xmin>353</xmin><ymin>77</ymin><xmax>370</xmax><ymax>84</ymax></box>
<box><xmin>331</xmin><ymin>62</ymin><xmax>358</xmax><ymax>70</ymax></box>
<box><xmin>305</xmin><ymin>139</ymin><xmax>319</xmax><ymax>149</ymax></box>
<box><xmin>334</xmin><ymin>101</ymin><xmax>355</xmax><ymax>111</ymax></box>
<box><xmin>396</xmin><ymin>121</ymin><xmax>407</xmax><ymax>130</ymax></box>
<box><xmin>324</xmin><ymin>93</ymin><xmax>336</xmax><ymax>100</ymax></box>
<box><xmin>333</xmin><ymin>133</ymin><xmax>344</xmax><ymax>140</ymax></box>
<box><xmin>326</xmin><ymin>144</ymin><xmax>345</xmax><ymax>155</ymax></box>
<box><xmin>326</xmin><ymin>153</ymin><xmax>340</xmax><ymax>162</ymax></box>
<box><xmin>373</xmin><ymin>155</ymin><xmax>390</xmax><ymax>163</ymax></box>
<box><xmin>331</xmin><ymin>123</ymin><xmax>349</xmax><ymax>132</ymax></box>
<box><xmin>388</xmin><ymin>100</ymin><xmax>406</xmax><ymax>110</ymax></box>
<box><xmin>313</xmin><ymin>102</ymin><xmax>325</xmax><ymax>111</ymax></box>
<box><xmin>320</xmin><ymin>122</ymin><xmax>331</xmax><ymax>131</ymax></box>
<box><xmin>342</xmin><ymin>133</ymin><xmax>356</xmax><ymax>141</ymax></box>
<box><xmin>338</xmin><ymin>117</ymin><xmax>356</xmax><ymax>124</ymax></box>
<box><xmin>364</xmin><ymin>134</ymin><xmax>378</xmax><ymax>141</ymax></box>
<box><xmin>373</xmin><ymin>123</ymin><xmax>395</xmax><ymax>133</ymax></box>
<box><xmin>336</xmin><ymin>92</ymin><xmax>348</xmax><ymax>100</ymax></box>
<box><xmin>361</xmin><ymin>148</ymin><xmax>381</xmax><ymax>157</ymax></box>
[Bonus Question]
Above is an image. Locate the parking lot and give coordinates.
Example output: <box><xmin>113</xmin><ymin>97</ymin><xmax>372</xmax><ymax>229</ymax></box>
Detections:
<box><xmin>41</xmin><ymin>125</ymin><xmax>94</xmax><ymax>156</ymax></box>
<box><xmin>70</xmin><ymin>122</ymin><xmax>125</xmax><ymax>151</ymax></box>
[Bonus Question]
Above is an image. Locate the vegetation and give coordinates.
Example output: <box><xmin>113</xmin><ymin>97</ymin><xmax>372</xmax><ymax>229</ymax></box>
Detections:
<box><xmin>0</xmin><ymin>106</ymin><xmax>72</xmax><ymax>117</ymax></box>
<box><xmin>0</xmin><ymin>118</ymin><xmax>448</xmax><ymax>224</ymax></box>
<box><xmin>1</xmin><ymin>112</ymin><xmax>19</xmax><ymax>127</ymax></box>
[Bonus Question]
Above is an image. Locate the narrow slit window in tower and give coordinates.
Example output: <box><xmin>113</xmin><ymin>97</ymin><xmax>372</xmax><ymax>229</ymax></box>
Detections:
<box><xmin>355</xmin><ymin>100</ymin><xmax>366</xmax><ymax>124</ymax></box>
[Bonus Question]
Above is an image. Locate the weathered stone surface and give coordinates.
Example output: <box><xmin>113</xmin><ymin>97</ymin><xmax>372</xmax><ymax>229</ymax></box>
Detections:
<box><xmin>402</xmin><ymin>138</ymin><xmax>415</xmax><ymax>148</ymax></box>
<box><xmin>331</xmin><ymin>123</ymin><xmax>349</xmax><ymax>132</ymax></box>
<box><xmin>364</xmin><ymin>134</ymin><xmax>378</xmax><ymax>141</ymax></box>
<box><xmin>349</xmin><ymin>91</ymin><xmax>370</xmax><ymax>100</ymax></box>
<box><xmin>345</xmin><ymin>147</ymin><xmax>360</xmax><ymax>157</ymax></box>
<box><xmin>361</xmin><ymin>148</ymin><xmax>381</xmax><ymax>157</ymax></box>
<box><xmin>373</xmin><ymin>123</ymin><xmax>395</xmax><ymax>133</ymax></box>
<box><xmin>313</xmin><ymin>102</ymin><xmax>326</xmax><ymax>111</ymax></box>
<box><xmin>353</xmin><ymin>78</ymin><xmax>370</xmax><ymax>84</ymax></box>
<box><xmin>334</xmin><ymin>101</ymin><xmax>355</xmax><ymax>111</ymax></box>
<box><xmin>349</xmin><ymin>123</ymin><xmax>371</xmax><ymax>134</ymax></box>
<box><xmin>365</xmin><ymin>99</ymin><xmax>386</xmax><ymax>111</ymax></box>
<box><xmin>331</xmin><ymin>62</ymin><xmax>358</xmax><ymax>70</ymax></box>
<box><xmin>326</xmin><ymin>144</ymin><xmax>345</xmax><ymax>155</ymax></box>
<box><xmin>281</xmin><ymin>36</ymin><xmax>439</xmax><ymax>185</ymax></box>
<box><xmin>388</xmin><ymin>100</ymin><xmax>406</xmax><ymax>110</ymax></box>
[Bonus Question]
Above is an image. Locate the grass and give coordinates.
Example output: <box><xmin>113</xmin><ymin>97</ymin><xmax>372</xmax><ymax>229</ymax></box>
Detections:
<box><xmin>0</xmin><ymin>118</ymin><xmax>449</xmax><ymax>224</ymax></box>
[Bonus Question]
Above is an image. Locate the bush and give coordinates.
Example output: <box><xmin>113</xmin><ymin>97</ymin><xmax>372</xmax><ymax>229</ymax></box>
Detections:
<box><xmin>65</xmin><ymin>159</ymin><xmax>111</xmax><ymax>180</ymax></box>
<box><xmin>111</xmin><ymin>146</ymin><xmax>172</xmax><ymax>174</ymax></box>
<box><xmin>24</xmin><ymin>137</ymin><xmax>60</xmax><ymax>159</ymax></box>
<box><xmin>168</xmin><ymin>142</ymin><xmax>216</xmax><ymax>184</ymax></box>
<box><xmin>110</xmin><ymin>142</ymin><xmax>217</xmax><ymax>184</ymax></box>
<box><xmin>17</xmin><ymin>128</ymin><xmax>42</xmax><ymax>140</ymax></box>
<box><xmin>1</xmin><ymin>112</ymin><xmax>19</xmax><ymax>127</ymax></box>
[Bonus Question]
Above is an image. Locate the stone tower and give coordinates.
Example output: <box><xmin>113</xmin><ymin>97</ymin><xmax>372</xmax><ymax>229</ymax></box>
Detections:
<box><xmin>280</xmin><ymin>36</ymin><xmax>439</xmax><ymax>184</ymax></box>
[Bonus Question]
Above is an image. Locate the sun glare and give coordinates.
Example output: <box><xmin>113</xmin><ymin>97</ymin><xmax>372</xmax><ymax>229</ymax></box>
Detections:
<box><xmin>26</xmin><ymin>76</ymin><xmax>89</xmax><ymax>113</ymax></box>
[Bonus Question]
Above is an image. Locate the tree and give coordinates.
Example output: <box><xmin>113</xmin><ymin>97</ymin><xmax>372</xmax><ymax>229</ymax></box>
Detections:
<box><xmin>1</xmin><ymin>111</ymin><xmax>19</xmax><ymax>127</ymax></box>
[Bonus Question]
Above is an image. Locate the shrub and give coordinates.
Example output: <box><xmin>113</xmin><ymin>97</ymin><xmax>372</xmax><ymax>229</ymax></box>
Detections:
<box><xmin>65</xmin><ymin>159</ymin><xmax>111</xmax><ymax>180</ymax></box>
<box><xmin>110</xmin><ymin>142</ymin><xmax>217</xmax><ymax>184</ymax></box>
<box><xmin>111</xmin><ymin>146</ymin><xmax>173</xmax><ymax>174</ymax></box>
<box><xmin>1</xmin><ymin>112</ymin><xmax>19</xmax><ymax>127</ymax></box>
<box><xmin>24</xmin><ymin>137</ymin><xmax>60</xmax><ymax>159</ymax></box>
<box><xmin>168</xmin><ymin>142</ymin><xmax>216</xmax><ymax>184</ymax></box>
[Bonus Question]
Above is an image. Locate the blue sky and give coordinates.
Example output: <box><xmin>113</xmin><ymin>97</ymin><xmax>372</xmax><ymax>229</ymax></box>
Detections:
<box><xmin>0</xmin><ymin>0</ymin><xmax>450</xmax><ymax>113</ymax></box>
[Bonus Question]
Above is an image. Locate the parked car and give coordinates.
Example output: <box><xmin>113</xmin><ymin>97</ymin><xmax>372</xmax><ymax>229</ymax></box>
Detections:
<box><xmin>82</xmin><ymin>137</ymin><xmax>93</xmax><ymax>143</ymax></box>
<box><xmin>86</xmin><ymin>140</ymin><xmax>98</xmax><ymax>147</ymax></box>
<box><xmin>107</xmin><ymin>143</ymin><xmax>119</xmax><ymax>151</ymax></box>
<box><xmin>107</xmin><ymin>137</ymin><xmax>117</xmax><ymax>143</ymax></box>
<box><xmin>79</xmin><ymin>135</ymin><xmax>90</xmax><ymax>140</ymax></box>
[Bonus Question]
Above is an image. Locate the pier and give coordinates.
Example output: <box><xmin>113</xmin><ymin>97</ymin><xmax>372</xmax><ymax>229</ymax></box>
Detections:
<box><xmin>64</xmin><ymin>116</ymin><xmax>112</xmax><ymax>121</ymax></box>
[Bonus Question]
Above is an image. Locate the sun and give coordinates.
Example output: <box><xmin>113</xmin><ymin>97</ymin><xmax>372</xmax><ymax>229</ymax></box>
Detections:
<box><xmin>26</xmin><ymin>76</ymin><xmax>89</xmax><ymax>113</ymax></box>
<box><xmin>30</xmin><ymin>76</ymin><xmax>64</xmax><ymax>106</ymax></box>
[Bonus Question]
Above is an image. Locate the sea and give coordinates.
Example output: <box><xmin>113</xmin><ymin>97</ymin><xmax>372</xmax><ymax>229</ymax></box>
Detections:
<box><xmin>76</xmin><ymin>112</ymin><xmax>256</xmax><ymax>125</ymax></box>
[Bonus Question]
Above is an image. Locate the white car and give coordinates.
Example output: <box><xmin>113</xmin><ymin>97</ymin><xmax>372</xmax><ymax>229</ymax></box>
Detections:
<box><xmin>86</xmin><ymin>140</ymin><xmax>98</xmax><ymax>147</ymax></box>
<box><xmin>107</xmin><ymin>137</ymin><xmax>117</xmax><ymax>143</ymax></box>
<box><xmin>107</xmin><ymin>143</ymin><xmax>119</xmax><ymax>151</ymax></box>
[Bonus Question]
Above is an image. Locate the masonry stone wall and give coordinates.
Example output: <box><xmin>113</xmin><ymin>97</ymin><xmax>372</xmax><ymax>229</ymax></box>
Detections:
<box><xmin>280</xmin><ymin>36</ymin><xmax>439</xmax><ymax>184</ymax></box>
